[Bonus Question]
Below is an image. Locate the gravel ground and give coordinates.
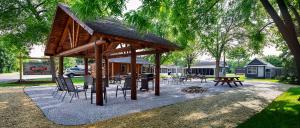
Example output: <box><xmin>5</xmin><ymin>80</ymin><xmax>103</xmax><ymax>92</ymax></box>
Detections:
<box><xmin>0</xmin><ymin>87</ymin><xmax>65</xmax><ymax>128</ymax></box>
<box><xmin>23</xmin><ymin>80</ymin><xmax>292</xmax><ymax>126</ymax></box>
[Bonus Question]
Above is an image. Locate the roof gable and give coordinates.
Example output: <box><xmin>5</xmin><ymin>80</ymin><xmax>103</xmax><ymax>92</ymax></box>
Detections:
<box><xmin>247</xmin><ymin>58</ymin><xmax>266</xmax><ymax>65</ymax></box>
<box><xmin>45</xmin><ymin>3</ymin><xmax>180</xmax><ymax>57</ymax></box>
<box><xmin>247</xmin><ymin>58</ymin><xmax>276</xmax><ymax>67</ymax></box>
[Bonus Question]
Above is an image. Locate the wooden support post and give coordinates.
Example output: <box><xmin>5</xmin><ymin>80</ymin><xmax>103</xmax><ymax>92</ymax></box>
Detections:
<box><xmin>58</xmin><ymin>57</ymin><xmax>64</xmax><ymax>76</ymax></box>
<box><xmin>155</xmin><ymin>53</ymin><xmax>160</xmax><ymax>96</ymax></box>
<box><xmin>111</xmin><ymin>63</ymin><xmax>114</xmax><ymax>76</ymax></box>
<box><xmin>131</xmin><ymin>47</ymin><xmax>137</xmax><ymax>100</ymax></box>
<box><xmin>84</xmin><ymin>58</ymin><xmax>89</xmax><ymax>75</ymax></box>
<box><xmin>50</xmin><ymin>56</ymin><xmax>56</xmax><ymax>82</ymax></box>
<box><xmin>105</xmin><ymin>58</ymin><xmax>109</xmax><ymax>87</ymax></box>
<box><xmin>95</xmin><ymin>44</ymin><xmax>103</xmax><ymax>106</ymax></box>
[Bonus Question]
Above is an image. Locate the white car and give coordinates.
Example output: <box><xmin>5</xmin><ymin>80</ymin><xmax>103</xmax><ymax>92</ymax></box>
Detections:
<box><xmin>64</xmin><ymin>67</ymin><xmax>89</xmax><ymax>77</ymax></box>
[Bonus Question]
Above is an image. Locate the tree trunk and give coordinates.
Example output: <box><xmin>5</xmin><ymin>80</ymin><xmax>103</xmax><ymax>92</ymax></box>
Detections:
<box><xmin>186</xmin><ymin>55</ymin><xmax>192</xmax><ymax>74</ymax></box>
<box><xmin>215</xmin><ymin>59</ymin><xmax>220</xmax><ymax>78</ymax></box>
<box><xmin>223</xmin><ymin>51</ymin><xmax>226</xmax><ymax>76</ymax></box>
<box><xmin>187</xmin><ymin>63</ymin><xmax>191</xmax><ymax>74</ymax></box>
<box><xmin>260</xmin><ymin>0</ymin><xmax>300</xmax><ymax>83</ymax></box>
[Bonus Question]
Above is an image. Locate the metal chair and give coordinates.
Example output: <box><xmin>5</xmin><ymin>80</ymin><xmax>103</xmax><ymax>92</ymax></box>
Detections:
<box><xmin>91</xmin><ymin>78</ymin><xmax>108</xmax><ymax>104</ymax></box>
<box><xmin>116</xmin><ymin>76</ymin><xmax>131</xmax><ymax>100</ymax></box>
<box><xmin>61</xmin><ymin>77</ymin><xmax>87</xmax><ymax>103</ymax></box>
<box><xmin>56</xmin><ymin>76</ymin><xmax>70</xmax><ymax>99</ymax></box>
<box><xmin>52</xmin><ymin>77</ymin><xmax>67</xmax><ymax>98</ymax></box>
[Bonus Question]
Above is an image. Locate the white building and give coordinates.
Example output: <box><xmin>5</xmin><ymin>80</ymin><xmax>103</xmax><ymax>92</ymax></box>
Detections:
<box><xmin>160</xmin><ymin>65</ymin><xmax>183</xmax><ymax>76</ymax></box>
<box><xmin>185</xmin><ymin>61</ymin><xmax>227</xmax><ymax>77</ymax></box>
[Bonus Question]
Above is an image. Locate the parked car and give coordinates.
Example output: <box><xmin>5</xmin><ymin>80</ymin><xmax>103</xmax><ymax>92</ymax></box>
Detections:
<box><xmin>64</xmin><ymin>67</ymin><xmax>90</xmax><ymax>77</ymax></box>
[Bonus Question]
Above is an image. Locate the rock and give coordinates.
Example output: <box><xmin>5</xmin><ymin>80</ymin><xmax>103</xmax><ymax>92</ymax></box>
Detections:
<box><xmin>181</xmin><ymin>86</ymin><xmax>208</xmax><ymax>93</ymax></box>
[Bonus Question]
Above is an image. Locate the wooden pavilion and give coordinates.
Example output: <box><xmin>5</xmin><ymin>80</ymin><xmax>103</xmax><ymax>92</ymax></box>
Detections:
<box><xmin>44</xmin><ymin>3</ymin><xmax>179</xmax><ymax>106</ymax></box>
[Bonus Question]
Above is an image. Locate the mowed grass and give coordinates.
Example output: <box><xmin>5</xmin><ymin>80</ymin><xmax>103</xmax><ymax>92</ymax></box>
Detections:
<box><xmin>237</xmin><ymin>87</ymin><xmax>300</xmax><ymax>128</ymax></box>
<box><xmin>0</xmin><ymin>77</ymin><xmax>85</xmax><ymax>87</ymax></box>
<box><xmin>226</xmin><ymin>74</ymin><xmax>280</xmax><ymax>83</ymax></box>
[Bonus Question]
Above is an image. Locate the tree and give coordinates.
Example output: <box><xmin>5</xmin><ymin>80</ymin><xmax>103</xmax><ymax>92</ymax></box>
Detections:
<box><xmin>63</xmin><ymin>57</ymin><xmax>76</xmax><ymax>69</ymax></box>
<box><xmin>68</xmin><ymin>0</ymin><xmax>126</xmax><ymax>20</ymax></box>
<box><xmin>123</xmin><ymin>0</ymin><xmax>263</xmax><ymax>76</ymax></box>
<box><xmin>180</xmin><ymin>41</ymin><xmax>202</xmax><ymax>73</ymax></box>
<box><xmin>0</xmin><ymin>0</ymin><xmax>128</xmax><ymax>76</ymax></box>
<box><xmin>194</xmin><ymin>0</ymin><xmax>256</xmax><ymax>77</ymax></box>
<box><xmin>263</xmin><ymin>55</ymin><xmax>283</xmax><ymax>67</ymax></box>
<box><xmin>227</xmin><ymin>47</ymin><xmax>250</xmax><ymax>67</ymax></box>
<box><xmin>0</xmin><ymin>0</ymin><xmax>59</xmax><ymax>51</ymax></box>
<box><xmin>0</xmin><ymin>46</ymin><xmax>16</xmax><ymax>73</ymax></box>
<box><xmin>260</xmin><ymin>0</ymin><xmax>300</xmax><ymax>83</ymax></box>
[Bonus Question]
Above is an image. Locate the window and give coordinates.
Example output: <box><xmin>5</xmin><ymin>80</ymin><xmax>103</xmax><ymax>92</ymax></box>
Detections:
<box><xmin>160</xmin><ymin>68</ymin><xmax>168</xmax><ymax>73</ymax></box>
<box><xmin>70</xmin><ymin>68</ymin><xmax>79</xmax><ymax>70</ymax></box>
<box><xmin>121</xmin><ymin>64</ymin><xmax>126</xmax><ymax>73</ymax></box>
<box><xmin>171</xmin><ymin>68</ymin><xmax>176</xmax><ymax>73</ymax></box>
<box><xmin>247</xmin><ymin>67</ymin><xmax>257</xmax><ymax>74</ymax></box>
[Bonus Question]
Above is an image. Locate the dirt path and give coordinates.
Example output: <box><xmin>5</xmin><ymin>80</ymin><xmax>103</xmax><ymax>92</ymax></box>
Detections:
<box><xmin>0</xmin><ymin>82</ymin><xmax>293</xmax><ymax>128</ymax></box>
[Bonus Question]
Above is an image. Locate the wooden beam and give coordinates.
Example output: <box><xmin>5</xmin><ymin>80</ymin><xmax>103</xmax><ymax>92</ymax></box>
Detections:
<box><xmin>68</xmin><ymin>26</ymin><xmax>73</xmax><ymax>48</ymax></box>
<box><xmin>75</xmin><ymin>23</ymin><xmax>80</xmax><ymax>47</ymax></box>
<box><xmin>111</xmin><ymin>63</ymin><xmax>114</xmax><ymax>76</ymax></box>
<box><xmin>104</xmin><ymin>46</ymin><xmax>144</xmax><ymax>55</ymax></box>
<box><xmin>105</xmin><ymin>58</ymin><xmax>109</xmax><ymax>87</ymax></box>
<box><xmin>131</xmin><ymin>47</ymin><xmax>137</xmax><ymax>100</ymax></box>
<box><xmin>95</xmin><ymin>33</ymin><xmax>178</xmax><ymax>51</ymax></box>
<box><xmin>58</xmin><ymin>4</ymin><xmax>94</xmax><ymax>35</ymax></box>
<box><xmin>58</xmin><ymin>57</ymin><xmax>64</xmax><ymax>76</ymax></box>
<box><xmin>106</xmin><ymin>42</ymin><xmax>119</xmax><ymax>50</ymax></box>
<box><xmin>84</xmin><ymin>58</ymin><xmax>89</xmax><ymax>75</ymax></box>
<box><xmin>56</xmin><ymin>40</ymin><xmax>106</xmax><ymax>57</ymax></box>
<box><xmin>95</xmin><ymin>43</ymin><xmax>103</xmax><ymax>106</ymax></box>
<box><xmin>57</xmin><ymin>17</ymin><xmax>72</xmax><ymax>53</ymax></box>
<box><xmin>50</xmin><ymin>56</ymin><xmax>56</xmax><ymax>82</ymax></box>
<box><xmin>155</xmin><ymin>53</ymin><xmax>160</xmax><ymax>96</ymax></box>
<box><xmin>107</xmin><ymin>50</ymin><xmax>164</xmax><ymax>59</ymax></box>
<box><xmin>72</xmin><ymin>20</ymin><xmax>75</xmax><ymax>48</ymax></box>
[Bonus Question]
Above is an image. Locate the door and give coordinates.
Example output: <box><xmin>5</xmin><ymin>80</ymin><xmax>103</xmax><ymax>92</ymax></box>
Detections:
<box><xmin>257</xmin><ymin>67</ymin><xmax>264</xmax><ymax>77</ymax></box>
<box><xmin>265</xmin><ymin>69</ymin><xmax>271</xmax><ymax>78</ymax></box>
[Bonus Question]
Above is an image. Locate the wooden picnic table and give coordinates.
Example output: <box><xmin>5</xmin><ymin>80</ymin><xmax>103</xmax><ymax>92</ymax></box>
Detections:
<box><xmin>214</xmin><ymin>76</ymin><xmax>243</xmax><ymax>87</ymax></box>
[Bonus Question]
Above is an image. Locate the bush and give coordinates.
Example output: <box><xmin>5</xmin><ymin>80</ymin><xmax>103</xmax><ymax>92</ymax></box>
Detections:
<box><xmin>0</xmin><ymin>47</ymin><xmax>16</xmax><ymax>73</ymax></box>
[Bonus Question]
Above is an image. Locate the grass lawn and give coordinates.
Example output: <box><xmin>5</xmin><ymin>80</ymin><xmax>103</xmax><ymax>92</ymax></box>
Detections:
<box><xmin>226</xmin><ymin>74</ymin><xmax>280</xmax><ymax>83</ymax></box>
<box><xmin>0</xmin><ymin>74</ymin><xmax>296</xmax><ymax>127</ymax></box>
<box><xmin>0</xmin><ymin>77</ymin><xmax>85</xmax><ymax>87</ymax></box>
<box><xmin>237</xmin><ymin>87</ymin><xmax>300</xmax><ymax>128</ymax></box>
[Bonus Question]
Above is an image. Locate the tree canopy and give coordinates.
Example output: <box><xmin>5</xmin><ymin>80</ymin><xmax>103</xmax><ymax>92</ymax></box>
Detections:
<box><xmin>1</xmin><ymin>0</ymin><xmax>299</xmax><ymax>82</ymax></box>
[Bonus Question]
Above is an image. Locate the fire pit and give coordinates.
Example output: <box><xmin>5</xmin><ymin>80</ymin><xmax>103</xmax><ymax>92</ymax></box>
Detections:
<box><xmin>181</xmin><ymin>86</ymin><xmax>208</xmax><ymax>93</ymax></box>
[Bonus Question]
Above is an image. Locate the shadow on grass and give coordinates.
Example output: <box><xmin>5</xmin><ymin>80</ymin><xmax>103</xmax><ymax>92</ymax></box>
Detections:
<box><xmin>237</xmin><ymin>87</ymin><xmax>300</xmax><ymax>128</ymax></box>
<box><xmin>0</xmin><ymin>77</ymin><xmax>85</xmax><ymax>87</ymax></box>
<box><xmin>0</xmin><ymin>81</ymin><xmax>55</xmax><ymax>87</ymax></box>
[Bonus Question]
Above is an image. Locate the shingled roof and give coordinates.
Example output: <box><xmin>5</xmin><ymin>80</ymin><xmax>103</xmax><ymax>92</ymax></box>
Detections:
<box><xmin>85</xmin><ymin>20</ymin><xmax>179</xmax><ymax>49</ymax></box>
<box><xmin>45</xmin><ymin>3</ymin><xmax>180</xmax><ymax>56</ymax></box>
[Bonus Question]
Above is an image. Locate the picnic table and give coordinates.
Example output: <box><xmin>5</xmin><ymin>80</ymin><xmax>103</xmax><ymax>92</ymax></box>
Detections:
<box><xmin>214</xmin><ymin>76</ymin><xmax>243</xmax><ymax>87</ymax></box>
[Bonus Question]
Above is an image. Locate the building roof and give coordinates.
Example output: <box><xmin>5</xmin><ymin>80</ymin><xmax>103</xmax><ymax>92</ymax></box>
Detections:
<box><xmin>160</xmin><ymin>65</ymin><xmax>182</xmax><ymax>68</ymax></box>
<box><xmin>44</xmin><ymin>3</ymin><xmax>180</xmax><ymax>57</ymax></box>
<box><xmin>247</xmin><ymin>58</ymin><xmax>276</xmax><ymax>68</ymax></box>
<box><xmin>109</xmin><ymin>57</ymin><xmax>150</xmax><ymax>65</ymax></box>
<box><xmin>85</xmin><ymin>20</ymin><xmax>179</xmax><ymax>49</ymax></box>
<box><xmin>190</xmin><ymin>61</ymin><xmax>227</xmax><ymax>68</ymax></box>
